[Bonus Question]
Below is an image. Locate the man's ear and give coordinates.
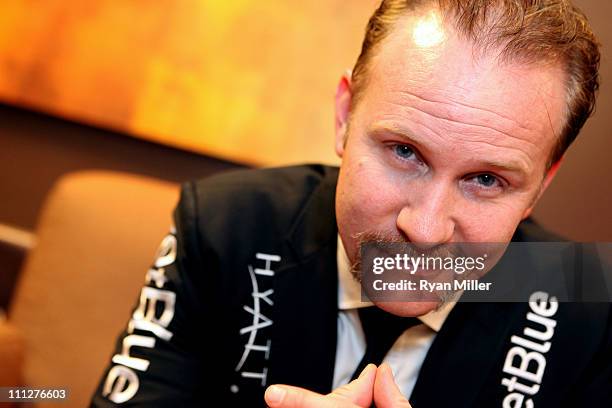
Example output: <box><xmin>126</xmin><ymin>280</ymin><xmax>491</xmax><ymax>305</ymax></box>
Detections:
<box><xmin>335</xmin><ymin>70</ymin><xmax>353</xmax><ymax>158</ymax></box>
<box><xmin>521</xmin><ymin>158</ymin><xmax>563</xmax><ymax>219</ymax></box>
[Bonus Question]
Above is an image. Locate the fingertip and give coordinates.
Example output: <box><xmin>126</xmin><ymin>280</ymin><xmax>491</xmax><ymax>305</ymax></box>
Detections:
<box><xmin>374</xmin><ymin>363</ymin><xmax>412</xmax><ymax>407</ymax></box>
<box><xmin>376</xmin><ymin>362</ymin><xmax>390</xmax><ymax>378</ymax></box>
<box><xmin>374</xmin><ymin>363</ymin><xmax>395</xmax><ymax>396</ymax></box>
<box><xmin>264</xmin><ymin>385</ymin><xmax>286</xmax><ymax>407</ymax></box>
<box><xmin>358</xmin><ymin>363</ymin><xmax>377</xmax><ymax>379</ymax></box>
<box><xmin>337</xmin><ymin>364</ymin><xmax>375</xmax><ymax>407</ymax></box>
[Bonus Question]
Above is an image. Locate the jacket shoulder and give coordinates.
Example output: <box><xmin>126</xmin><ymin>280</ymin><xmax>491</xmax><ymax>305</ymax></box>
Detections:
<box><xmin>513</xmin><ymin>218</ymin><xmax>567</xmax><ymax>242</ymax></box>
<box><xmin>192</xmin><ymin>164</ymin><xmax>335</xmax><ymax>221</ymax></box>
<box><xmin>175</xmin><ymin>164</ymin><xmax>338</xmax><ymax>250</ymax></box>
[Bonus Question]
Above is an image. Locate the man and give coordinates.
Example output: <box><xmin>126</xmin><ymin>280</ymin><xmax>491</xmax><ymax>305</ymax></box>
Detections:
<box><xmin>92</xmin><ymin>1</ymin><xmax>609</xmax><ymax>407</ymax></box>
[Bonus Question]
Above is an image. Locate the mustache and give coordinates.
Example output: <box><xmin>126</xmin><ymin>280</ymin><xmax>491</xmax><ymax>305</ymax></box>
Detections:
<box><xmin>348</xmin><ymin>230</ymin><xmax>465</xmax><ymax>308</ymax></box>
<box><xmin>349</xmin><ymin>230</ymin><xmax>463</xmax><ymax>274</ymax></box>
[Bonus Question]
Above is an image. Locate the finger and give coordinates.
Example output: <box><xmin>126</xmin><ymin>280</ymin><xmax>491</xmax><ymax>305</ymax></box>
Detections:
<box><xmin>373</xmin><ymin>363</ymin><xmax>413</xmax><ymax>408</ymax></box>
<box><xmin>331</xmin><ymin>363</ymin><xmax>376</xmax><ymax>407</ymax></box>
<box><xmin>265</xmin><ymin>384</ymin><xmax>345</xmax><ymax>408</ymax></box>
<box><xmin>264</xmin><ymin>365</ymin><xmax>377</xmax><ymax>408</ymax></box>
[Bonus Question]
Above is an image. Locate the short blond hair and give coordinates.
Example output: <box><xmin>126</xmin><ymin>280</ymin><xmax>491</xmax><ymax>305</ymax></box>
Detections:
<box><xmin>351</xmin><ymin>0</ymin><xmax>600</xmax><ymax>166</ymax></box>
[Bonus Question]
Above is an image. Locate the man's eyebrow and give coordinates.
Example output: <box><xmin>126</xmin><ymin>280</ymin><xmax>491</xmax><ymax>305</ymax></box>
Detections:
<box><xmin>368</xmin><ymin>122</ymin><xmax>427</xmax><ymax>148</ymax></box>
<box><xmin>368</xmin><ymin>122</ymin><xmax>531</xmax><ymax>177</ymax></box>
<box><xmin>476</xmin><ymin>160</ymin><xmax>529</xmax><ymax>177</ymax></box>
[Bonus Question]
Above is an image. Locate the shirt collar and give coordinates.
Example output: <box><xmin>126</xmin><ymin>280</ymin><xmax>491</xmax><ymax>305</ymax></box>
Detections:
<box><xmin>336</xmin><ymin>235</ymin><xmax>455</xmax><ymax>332</ymax></box>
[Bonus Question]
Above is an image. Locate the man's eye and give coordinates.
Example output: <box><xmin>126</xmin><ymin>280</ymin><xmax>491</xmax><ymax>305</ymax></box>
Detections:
<box><xmin>474</xmin><ymin>173</ymin><xmax>500</xmax><ymax>188</ymax></box>
<box><xmin>393</xmin><ymin>144</ymin><xmax>415</xmax><ymax>160</ymax></box>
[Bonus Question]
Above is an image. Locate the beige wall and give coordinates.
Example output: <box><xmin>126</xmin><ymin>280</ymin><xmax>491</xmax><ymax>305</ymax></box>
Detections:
<box><xmin>532</xmin><ymin>0</ymin><xmax>612</xmax><ymax>241</ymax></box>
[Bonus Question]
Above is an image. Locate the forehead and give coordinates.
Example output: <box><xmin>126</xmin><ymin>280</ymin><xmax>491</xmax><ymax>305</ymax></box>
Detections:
<box><xmin>359</xmin><ymin>7</ymin><xmax>567</xmax><ymax>155</ymax></box>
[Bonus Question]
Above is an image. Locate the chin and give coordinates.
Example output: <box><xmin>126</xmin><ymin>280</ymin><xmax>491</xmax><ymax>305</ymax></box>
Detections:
<box><xmin>374</xmin><ymin>300</ymin><xmax>440</xmax><ymax>317</ymax></box>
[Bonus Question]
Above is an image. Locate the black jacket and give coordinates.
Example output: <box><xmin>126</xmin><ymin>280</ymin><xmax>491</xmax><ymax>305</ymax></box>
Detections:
<box><xmin>91</xmin><ymin>164</ymin><xmax>611</xmax><ymax>407</ymax></box>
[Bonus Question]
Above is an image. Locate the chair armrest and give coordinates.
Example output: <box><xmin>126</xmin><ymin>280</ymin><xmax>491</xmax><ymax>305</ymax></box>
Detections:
<box><xmin>0</xmin><ymin>318</ymin><xmax>24</xmax><ymax>386</ymax></box>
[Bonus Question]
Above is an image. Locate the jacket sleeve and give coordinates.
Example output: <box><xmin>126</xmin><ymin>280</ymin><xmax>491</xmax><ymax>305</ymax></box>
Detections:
<box><xmin>90</xmin><ymin>182</ymin><xmax>214</xmax><ymax>407</ymax></box>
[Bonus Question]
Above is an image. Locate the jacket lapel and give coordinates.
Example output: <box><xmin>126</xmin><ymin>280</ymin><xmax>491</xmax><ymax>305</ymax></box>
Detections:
<box><xmin>410</xmin><ymin>301</ymin><xmax>526</xmax><ymax>407</ymax></box>
<box><xmin>266</xmin><ymin>167</ymin><xmax>340</xmax><ymax>394</ymax></box>
<box><xmin>409</xmin><ymin>220</ymin><xmax>553</xmax><ymax>406</ymax></box>
<box><xmin>267</xmin><ymin>246</ymin><xmax>338</xmax><ymax>393</ymax></box>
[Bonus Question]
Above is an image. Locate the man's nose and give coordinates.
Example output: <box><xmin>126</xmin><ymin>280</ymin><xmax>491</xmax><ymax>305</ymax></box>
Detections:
<box><xmin>396</xmin><ymin>182</ymin><xmax>455</xmax><ymax>247</ymax></box>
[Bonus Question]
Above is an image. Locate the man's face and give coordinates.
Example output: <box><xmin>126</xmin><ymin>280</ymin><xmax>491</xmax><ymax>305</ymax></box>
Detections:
<box><xmin>334</xmin><ymin>7</ymin><xmax>567</xmax><ymax>316</ymax></box>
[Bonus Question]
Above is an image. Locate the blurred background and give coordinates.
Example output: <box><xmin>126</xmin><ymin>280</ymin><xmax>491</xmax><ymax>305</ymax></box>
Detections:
<box><xmin>0</xmin><ymin>0</ymin><xmax>609</xmax><ymax>406</ymax></box>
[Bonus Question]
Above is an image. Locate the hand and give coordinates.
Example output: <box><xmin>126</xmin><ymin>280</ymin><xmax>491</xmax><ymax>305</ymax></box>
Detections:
<box><xmin>264</xmin><ymin>363</ymin><xmax>412</xmax><ymax>408</ymax></box>
<box><xmin>264</xmin><ymin>363</ymin><xmax>375</xmax><ymax>408</ymax></box>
